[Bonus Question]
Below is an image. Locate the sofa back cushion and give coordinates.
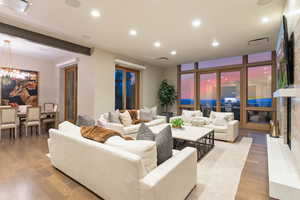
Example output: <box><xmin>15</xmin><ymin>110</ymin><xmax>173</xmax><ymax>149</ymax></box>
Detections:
<box><xmin>182</xmin><ymin>110</ymin><xmax>203</xmax><ymax>123</ymax></box>
<box><xmin>210</xmin><ymin>111</ymin><xmax>234</xmax><ymax>121</ymax></box>
<box><xmin>140</xmin><ymin>108</ymin><xmax>154</xmax><ymax>121</ymax></box>
<box><xmin>58</xmin><ymin>121</ymin><xmax>81</xmax><ymax>137</ymax></box>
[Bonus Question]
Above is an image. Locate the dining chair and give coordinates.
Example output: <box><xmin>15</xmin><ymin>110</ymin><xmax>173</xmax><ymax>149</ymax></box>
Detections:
<box><xmin>42</xmin><ymin>104</ymin><xmax>58</xmax><ymax>132</ymax></box>
<box><xmin>18</xmin><ymin>105</ymin><xmax>32</xmax><ymax>114</ymax></box>
<box><xmin>24</xmin><ymin>106</ymin><xmax>41</xmax><ymax>136</ymax></box>
<box><xmin>0</xmin><ymin>108</ymin><xmax>18</xmax><ymax>140</ymax></box>
<box><xmin>44</xmin><ymin>103</ymin><xmax>55</xmax><ymax>112</ymax></box>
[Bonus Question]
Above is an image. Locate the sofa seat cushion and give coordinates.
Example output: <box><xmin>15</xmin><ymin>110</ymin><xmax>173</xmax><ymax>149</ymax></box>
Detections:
<box><xmin>105</xmin><ymin>136</ymin><xmax>157</xmax><ymax>174</ymax></box>
<box><xmin>145</xmin><ymin>118</ymin><xmax>165</xmax><ymax>127</ymax></box>
<box><xmin>204</xmin><ymin>124</ymin><xmax>228</xmax><ymax>133</ymax></box>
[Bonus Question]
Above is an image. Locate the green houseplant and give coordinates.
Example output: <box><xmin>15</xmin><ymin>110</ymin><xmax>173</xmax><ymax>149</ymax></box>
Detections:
<box><xmin>279</xmin><ymin>57</ymin><xmax>288</xmax><ymax>89</ymax></box>
<box><xmin>158</xmin><ymin>80</ymin><xmax>177</xmax><ymax>120</ymax></box>
<box><xmin>171</xmin><ymin>118</ymin><xmax>184</xmax><ymax>129</ymax></box>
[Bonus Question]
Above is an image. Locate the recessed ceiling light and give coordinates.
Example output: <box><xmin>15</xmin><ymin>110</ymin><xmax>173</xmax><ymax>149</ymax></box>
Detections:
<box><xmin>170</xmin><ymin>50</ymin><xmax>177</xmax><ymax>55</ymax></box>
<box><xmin>212</xmin><ymin>40</ymin><xmax>219</xmax><ymax>47</ymax></box>
<box><xmin>129</xmin><ymin>29</ymin><xmax>137</xmax><ymax>36</ymax></box>
<box><xmin>91</xmin><ymin>9</ymin><xmax>101</xmax><ymax>18</ymax></box>
<box><xmin>192</xmin><ymin>19</ymin><xmax>201</xmax><ymax>27</ymax></box>
<box><xmin>154</xmin><ymin>41</ymin><xmax>161</xmax><ymax>48</ymax></box>
<box><xmin>262</xmin><ymin>17</ymin><xmax>269</xmax><ymax>23</ymax></box>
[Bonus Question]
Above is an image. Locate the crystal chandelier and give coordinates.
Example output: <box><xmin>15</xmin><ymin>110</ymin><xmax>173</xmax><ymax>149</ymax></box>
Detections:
<box><xmin>0</xmin><ymin>40</ymin><xmax>30</xmax><ymax>80</ymax></box>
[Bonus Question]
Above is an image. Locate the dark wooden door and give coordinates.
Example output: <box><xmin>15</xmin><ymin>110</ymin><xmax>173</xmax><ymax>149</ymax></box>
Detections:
<box><xmin>64</xmin><ymin>65</ymin><xmax>78</xmax><ymax>123</ymax></box>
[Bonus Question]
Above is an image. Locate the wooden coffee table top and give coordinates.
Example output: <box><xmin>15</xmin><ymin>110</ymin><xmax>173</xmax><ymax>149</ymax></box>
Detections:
<box><xmin>150</xmin><ymin>124</ymin><xmax>214</xmax><ymax>142</ymax></box>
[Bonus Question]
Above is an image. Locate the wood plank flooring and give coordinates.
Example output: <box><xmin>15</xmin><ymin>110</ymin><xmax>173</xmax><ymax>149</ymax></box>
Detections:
<box><xmin>0</xmin><ymin>129</ymin><xmax>273</xmax><ymax>200</ymax></box>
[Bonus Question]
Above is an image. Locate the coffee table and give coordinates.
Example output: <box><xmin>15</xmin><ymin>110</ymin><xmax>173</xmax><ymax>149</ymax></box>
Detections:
<box><xmin>151</xmin><ymin>124</ymin><xmax>215</xmax><ymax>161</ymax></box>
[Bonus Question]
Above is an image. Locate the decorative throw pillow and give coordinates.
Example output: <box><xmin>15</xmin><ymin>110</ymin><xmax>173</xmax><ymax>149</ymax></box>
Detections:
<box><xmin>137</xmin><ymin>123</ymin><xmax>173</xmax><ymax>165</ymax></box>
<box><xmin>212</xmin><ymin>116</ymin><xmax>228</xmax><ymax>126</ymax></box>
<box><xmin>119</xmin><ymin>110</ymin><xmax>132</xmax><ymax>126</ymax></box>
<box><xmin>76</xmin><ymin>115</ymin><xmax>95</xmax><ymax>126</ymax></box>
<box><xmin>140</xmin><ymin>108</ymin><xmax>154</xmax><ymax>121</ymax></box>
<box><xmin>136</xmin><ymin>123</ymin><xmax>155</xmax><ymax>140</ymax></box>
<box><xmin>155</xmin><ymin>125</ymin><xmax>173</xmax><ymax>165</ymax></box>
<box><xmin>108</xmin><ymin>110</ymin><xmax>121</xmax><ymax>124</ymax></box>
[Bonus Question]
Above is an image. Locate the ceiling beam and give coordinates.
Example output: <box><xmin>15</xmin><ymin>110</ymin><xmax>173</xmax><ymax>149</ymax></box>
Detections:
<box><xmin>0</xmin><ymin>22</ymin><xmax>92</xmax><ymax>56</ymax></box>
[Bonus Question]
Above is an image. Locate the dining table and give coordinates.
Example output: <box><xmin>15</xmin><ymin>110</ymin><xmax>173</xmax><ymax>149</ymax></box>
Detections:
<box><xmin>17</xmin><ymin>111</ymin><xmax>57</xmax><ymax>136</ymax></box>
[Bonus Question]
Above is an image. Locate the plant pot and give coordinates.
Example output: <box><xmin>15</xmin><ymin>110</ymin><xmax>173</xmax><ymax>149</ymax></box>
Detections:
<box><xmin>172</xmin><ymin>125</ymin><xmax>182</xmax><ymax>129</ymax></box>
<box><xmin>161</xmin><ymin>112</ymin><xmax>174</xmax><ymax>123</ymax></box>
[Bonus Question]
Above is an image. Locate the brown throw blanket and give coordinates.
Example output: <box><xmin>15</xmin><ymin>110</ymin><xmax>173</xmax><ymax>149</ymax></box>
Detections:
<box><xmin>80</xmin><ymin>126</ymin><xmax>134</xmax><ymax>143</ymax></box>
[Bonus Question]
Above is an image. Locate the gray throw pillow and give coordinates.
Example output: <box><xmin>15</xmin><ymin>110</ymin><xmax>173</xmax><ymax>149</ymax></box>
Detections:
<box><xmin>137</xmin><ymin>123</ymin><xmax>173</xmax><ymax>165</ymax></box>
<box><xmin>140</xmin><ymin>108</ymin><xmax>154</xmax><ymax>121</ymax></box>
<box><xmin>155</xmin><ymin>125</ymin><xmax>173</xmax><ymax>165</ymax></box>
<box><xmin>77</xmin><ymin>115</ymin><xmax>95</xmax><ymax>126</ymax></box>
<box><xmin>136</xmin><ymin>123</ymin><xmax>155</xmax><ymax>141</ymax></box>
<box><xmin>109</xmin><ymin>110</ymin><xmax>121</xmax><ymax>124</ymax></box>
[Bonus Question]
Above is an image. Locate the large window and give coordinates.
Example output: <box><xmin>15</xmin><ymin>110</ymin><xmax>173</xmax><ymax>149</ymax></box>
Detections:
<box><xmin>247</xmin><ymin>66</ymin><xmax>272</xmax><ymax>107</ymax></box>
<box><xmin>180</xmin><ymin>73</ymin><xmax>195</xmax><ymax>105</ymax></box>
<box><xmin>115</xmin><ymin>67</ymin><xmax>139</xmax><ymax>110</ymax></box>
<box><xmin>178</xmin><ymin>51</ymin><xmax>275</xmax><ymax>130</ymax></box>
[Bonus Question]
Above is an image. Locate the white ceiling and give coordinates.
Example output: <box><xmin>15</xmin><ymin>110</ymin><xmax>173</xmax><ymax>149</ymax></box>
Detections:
<box><xmin>0</xmin><ymin>33</ymin><xmax>76</xmax><ymax>62</ymax></box>
<box><xmin>0</xmin><ymin>0</ymin><xmax>286</xmax><ymax>67</ymax></box>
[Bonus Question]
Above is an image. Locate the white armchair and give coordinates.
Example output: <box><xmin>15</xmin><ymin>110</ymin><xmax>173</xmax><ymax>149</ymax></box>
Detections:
<box><xmin>171</xmin><ymin>111</ymin><xmax>239</xmax><ymax>142</ymax></box>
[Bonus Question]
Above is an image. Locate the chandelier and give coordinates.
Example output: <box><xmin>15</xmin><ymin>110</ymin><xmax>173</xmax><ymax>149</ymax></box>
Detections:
<box><xmin>0</xmin><ymin>40</ymin><xmax>30</xmax><ymax>80</ymax></box>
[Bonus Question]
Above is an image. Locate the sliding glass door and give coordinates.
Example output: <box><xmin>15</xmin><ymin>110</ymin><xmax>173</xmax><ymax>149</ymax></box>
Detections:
<box><xmin>115</xmin><ymin>67</ymin><xmax>140</xmax><ymax>110</ymax></box>
<box><xmin>199</xmin><ymin>73</ymin><xmax>217</xmax><ymax>117</ymax></box>
<box><xmin>220</xmin><ymin>71</ymin><xmax>241</xmax><ymax>120</ymax></box>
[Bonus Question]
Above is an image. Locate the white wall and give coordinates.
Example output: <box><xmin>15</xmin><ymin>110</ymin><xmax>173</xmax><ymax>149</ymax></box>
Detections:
<box><xmin>141</xmin><ymin>66</ymin><xmax>164</xmax><ymax>109</ymax></box>
<box><xmin>57</xmin><ymin>48</ymin><xmax>164</xmax><ymax>120</ymax></box>
<box><xmin>0</xmin><ymin>53</ymin><xmax>58</xmax><ymax>106</ymax></box>
<box><xmin>162</xmin><ymin>66</ymin><xmax>178</xmax><ymax>114</ymax></box>
<box><xmin>284</xmin><ymin>0</ymin><xmax>300</xmax><ymax>172</ymax></box>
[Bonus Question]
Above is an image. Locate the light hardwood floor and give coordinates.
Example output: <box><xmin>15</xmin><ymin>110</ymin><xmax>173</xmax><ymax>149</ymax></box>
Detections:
<box><xmin>0</xmin><ymin>128</ymin><xmax>274</xmax><ymax>200</ymax></box>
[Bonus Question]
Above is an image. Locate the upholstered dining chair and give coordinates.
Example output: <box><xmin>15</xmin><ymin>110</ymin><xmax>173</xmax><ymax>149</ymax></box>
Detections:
<box><xmin>44</xmin><ymin>103</ymin><xmax>55</xmax><ymax>112</ymax></box>
<box><xmin>0</xmin><ymin>108</ymin><xmax>18</xmax><ymax>140</ymax></box>
<box><xmin>24</xmin><ymin>106</ymin><xmax>41</xmax><ymax>136</ymax></box>
<box><xmin>42</xmin><ymin>104</ymin><xmax>58</xmax><ymax>132</ymax></box>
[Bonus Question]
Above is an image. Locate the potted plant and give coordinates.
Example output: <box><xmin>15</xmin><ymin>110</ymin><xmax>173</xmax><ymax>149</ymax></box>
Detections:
<box><xmin>171</xmin><ymin>118</ymin><xmax>184</xmax><ymax>129</ymax></box>
<box><xmin>158</xmin><ymin>80</ymin><xmax>177</xmax><ymax>122</ymax></box>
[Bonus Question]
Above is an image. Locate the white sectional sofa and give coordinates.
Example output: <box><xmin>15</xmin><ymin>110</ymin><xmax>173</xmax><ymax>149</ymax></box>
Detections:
<box><xmin>48</xmin><ymin>121</ymin><xmax>197</xmax><ymax>200</ymax></box>
<box><xmin>97</xmin><ymin>111</ymin><xmax>167</xmax><ymax>135</ymax></box>
<box><xmin>170</xmin><ymin>110</ymin><xmax>239</xmax><ymax>142</ymax></box>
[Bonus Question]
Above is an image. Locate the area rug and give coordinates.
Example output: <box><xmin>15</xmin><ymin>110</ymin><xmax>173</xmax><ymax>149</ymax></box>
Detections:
<box><xmin>187</xmin><ymin>137</ymin><xmax>253</xmax><ymax>200</ymax></box>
